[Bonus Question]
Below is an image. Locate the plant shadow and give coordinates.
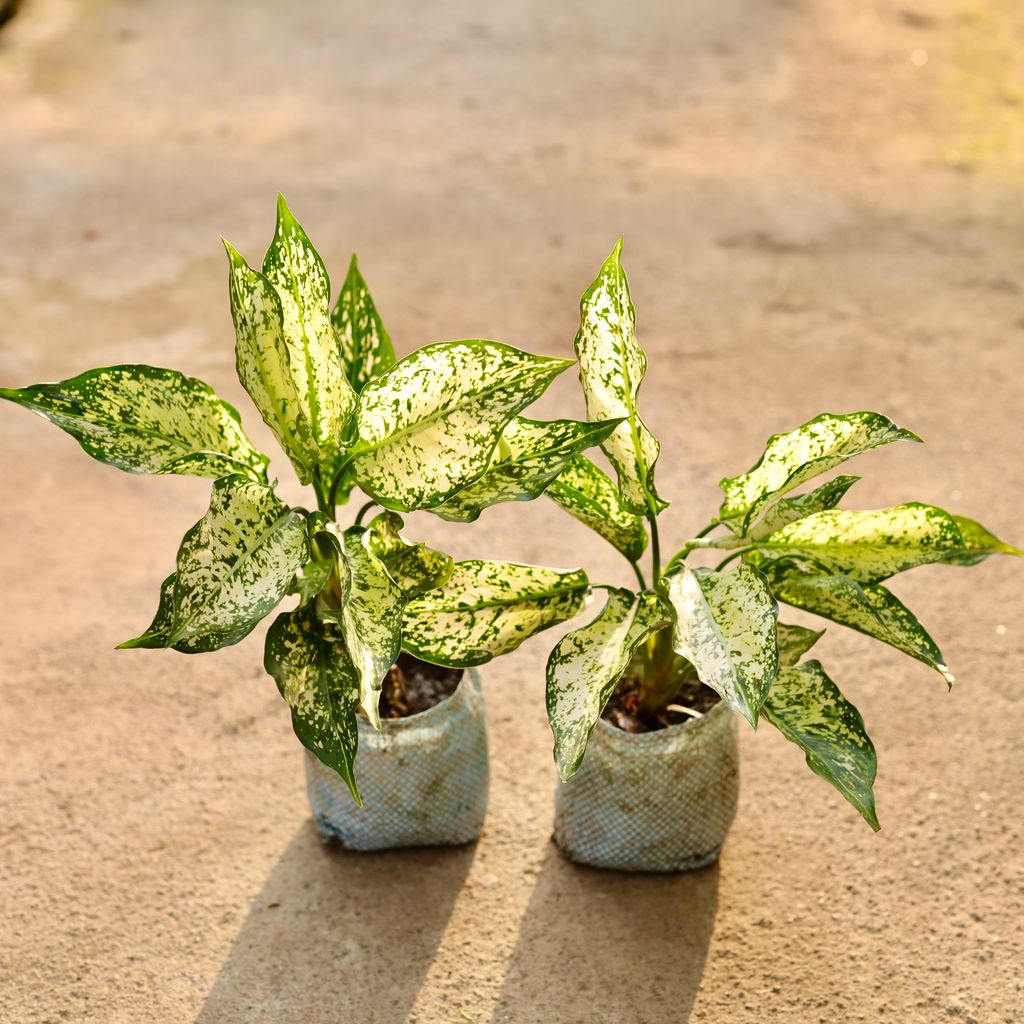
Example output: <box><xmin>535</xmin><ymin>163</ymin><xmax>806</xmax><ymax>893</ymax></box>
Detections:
<box><xmin>492</xmin><ymin>844</ymin><xmax>719</xmax><ymax>1024</ymax></box>
<box><xmin>197</xmin><ymin>822</ymin><xmax>476</xmax><ymax>1024</ymax></box>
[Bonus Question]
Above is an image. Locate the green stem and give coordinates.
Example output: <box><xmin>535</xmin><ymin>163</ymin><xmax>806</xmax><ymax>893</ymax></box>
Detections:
<box><xmin>648</xmin><ymin>512</ymin><xmax>661</xmax><ymax>582</ymax></box>
<box><xmin>628</xmin><ymin>559</ymin><xmax>647</xmax><ymax>590</ymax></box>
<box><xmin>354</xmin><ymin>500</ymin><xmax>379</xmax><ymax>527</ymax></box>
<box><xmin>714</xmin><ymin>546</ymin><xmax>753</xmax><ymax>571</ymax></box>
<box><xmin>312</xmin><ymin>468</ymin><xmax>332</xmax><ymax>517</ymax></box>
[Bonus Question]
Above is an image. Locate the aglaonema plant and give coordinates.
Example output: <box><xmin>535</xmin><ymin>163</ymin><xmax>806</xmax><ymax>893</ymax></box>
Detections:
<box><xmin>540</xmin><ymin>241</ymin><xmax>1020</xmax><ymax>829</ymax></box>
<box><xmin>0</xmin><ymin>197</ymin><xmax>605</xmax><ymax>805</ymax></box>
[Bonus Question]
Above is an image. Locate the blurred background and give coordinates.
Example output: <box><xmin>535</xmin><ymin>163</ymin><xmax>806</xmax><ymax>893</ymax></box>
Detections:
<box><xmin>1</xmin><ymin>2</ymin><xmax>1022</xmax><ymax>1022</ymax></box>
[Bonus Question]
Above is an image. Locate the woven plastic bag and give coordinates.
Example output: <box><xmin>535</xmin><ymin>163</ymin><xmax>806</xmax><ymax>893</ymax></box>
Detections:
<box><xmin>305</xmin><ymin>669</ymin><xmax>488</xmax><ymax>850</ymax></box>
<box><xmin>553</xmin><ymin>699</ymin><xmax>738</xmax><ymax>872</ymax></box>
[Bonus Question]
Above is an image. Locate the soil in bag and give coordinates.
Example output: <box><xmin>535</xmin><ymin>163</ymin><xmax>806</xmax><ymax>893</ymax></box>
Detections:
<box><xmin>378</xmin><ymin>652</ymin><xmax>463</xmax><ymax>718</ymax></box>
<box><xmin>603</xmin><ymin>674</ymin><xmax>721</xmax><ymax>734</ymax></box>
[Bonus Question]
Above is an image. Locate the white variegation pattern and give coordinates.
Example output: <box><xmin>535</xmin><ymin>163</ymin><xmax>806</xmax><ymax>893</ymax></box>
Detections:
<box><xmin>546</xmin><ymin>588</ymin><xmax>672</xmax><ymax>780</ymax></box>
<box><xmin>402</xmin><ymin>561</ymin><xmax>589</xmax><ymax>667</ymax></box>
<box><xmin>720</xmin><ymin>411</ymin><xmax>921</xmax><ymax>533</ymax></box>
<box><xmin>0</xmin><ymin>366</ymin><xmax>268</xmax><ymax>480</ymax></box>
<box><xmin>351</xmin><ymin>341</ymin><xmax>574</xmax><ymax>510</ymax></box>
<box><xmin>435</xmin><ymin>416</ymin><xmax>619</xmax><ymax>523</ymax></box>
<box><xmin>574</xmin><ymin>241</ymin><xmax>666</xmax><ymax>515</ymax></box>
<box><xmin>365</xmin><ymin>512</ymin><xmax>454</xmax><ymax>597</ymax></box>
<box><xmin>747</xmin><ymin>475</ymin><xmax>859</xmax><ymax>541</ymax></box>
<box><xmin>545</xmin><ymin>454</ymin><xmax>648</xmax><ymax>562</ymax></box>
<box><xmin>331</xmin><ymin>254</ymin><xmax>397</xmax><ymax>394</ymax></box>
<box><xmin>763</xmin><ymin>661</ymin><xmax>879</xmax><ymax>830</ymax></box>
<box><xmin>665</xmin><ymin>563</ymin><xmax>779</xmax><ymax>728</ymax></box>
<box><xmin>776</xmin><ymin>622</ymin><xmax>825</xmax><ymax>666</ymax></box>
<box><xmin>289</xmin><ymin>555</ymin><xmax>333</xmax><ymax>606</ymax></box>
<box><xmin>265</xmin><ymin>603</ymin><xmax>362</xmax><ymax>804</ymax></box>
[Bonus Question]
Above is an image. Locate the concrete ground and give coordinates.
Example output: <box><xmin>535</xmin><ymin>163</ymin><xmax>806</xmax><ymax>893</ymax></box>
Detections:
<box><xmin>2</xmin><ymin>1</ymin><xmax>1023</xmax><ymax>1021</ymax></box>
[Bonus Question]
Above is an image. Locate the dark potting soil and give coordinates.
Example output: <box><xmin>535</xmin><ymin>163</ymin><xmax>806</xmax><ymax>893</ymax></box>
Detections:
<box><xmin>378</xmin><ymin>652</ymin><xmax>463</xmax><ymax>719</ymax></box>
<box><xmin>602</xmin><ymin>676</ymin><xmax>721</xmax><ymax>733</ymax></box>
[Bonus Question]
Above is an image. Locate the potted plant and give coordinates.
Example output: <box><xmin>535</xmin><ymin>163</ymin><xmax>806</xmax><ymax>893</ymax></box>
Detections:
<box><xmin>537</xmin><ymin>241</ymin><xmax>1020</xmax><ymax>872</ymax></box>
<box><xmin>0</xmin><ymin>197</ymin><xmax>600</xmax><ymax>850</ymax></box>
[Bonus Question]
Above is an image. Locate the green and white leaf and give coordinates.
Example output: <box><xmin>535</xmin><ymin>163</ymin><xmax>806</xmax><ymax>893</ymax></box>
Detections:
<box><xmin>941</xmin><ymin>514</ymin><xmax>1022</xmax><ymax>567</ymax></box>
<box><xmin>331</xmin><ymin>254</ymin><xmax>397</xmax><ymax>394</ymax></box>
<box><xmin>265</xmin><ymin>603</ymin><xmax>361</xmax><ymax>805</ymax></box>
<box><xmin>546</xmin><ymin>588</ymin><xmax>672</xmax><ymax>781</ymax></box>
<box><xmin>0</xmin><ymin>365</ymin><xmax>268</xmax><ymax>480</ymax></box>
<box><xmin>720</xmin><ymin>412</ymin><xmax>921</xmax><ymax>534</ymax></box>
<box><xmin>119</xmin><ymin>476</ymin><xmax>307</xmax><ymax>653</ymax></box>
<box><xmin>763</xmin><ymin>661</ymin><xmax>879</xmax><ymax>830</ymax></box>
<box><xmin>574</xmin><ymin>240</ymin><xmax>666</xmax><ymax>515</ymax></box>
<box><xmin>288</xmin><ymin>556</ymin><xmax>333</xmax><ymax>606</ymax></box>
<box><xmin>402</xmin><ymin>561</ymin><xmax>589</xmax><ymax>668</ymax></box>
<box><xmin>777</xmin><ymin>622</ymin><xmax>825</xmax><ymax>666</ymax></box>
<box><xmin>434</xmin><ymin>416</ymin><xmax>620</xmax><ymax>523</ymax></box>
<box><xmin>747</xmin><ymin>475</ymin><xmax>860</xmax><ymax>541</ymax></box>
<box><xmin>545</xmin><ymin>455</ymin><xmax>648</xmax><ymax>562</ymax></box>
<box><xmin>350</xmin><ymin>340</ymin><xmax>573</xmax><ymax>510</ymax></box>
<box><xmin>769</xmin><ymin>570</ymin><xmax>954</xmax><ymax>686</ymax></box>
<box><xmin>664</xmin><ymin>563</ymin><xmax>779</xmax><ymax>728</ymax></box>
<box><xmin>365</xmin><ymin>512</ymin><xmax>454</xmax><ymax>597</ymax></box>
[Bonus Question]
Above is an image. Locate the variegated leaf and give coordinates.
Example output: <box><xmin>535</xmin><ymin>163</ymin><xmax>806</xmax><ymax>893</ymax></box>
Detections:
<box><xmin>0</xmin><ymin>366</ymin><xmax>268</xmax><ymax>480</ymax></box>
<box><xmin>545</xmin><ymin>455</ymin><xmax>648</xmax><ymax>562</ymax></box>
<box><xmin>942</xmin><ymin>514</ymin><xmax>1022</xmax><ymax>567</ymax></box>
<box><xmin>763</xmin><ymin>661</ymin><xmax>879</xmax><ymax>830</ymax></box>
<box><xmin>118</xmin><ymin>476</ymin><xmax>307</xmax><ymax>653</ymax></box>
<box><xmin>664</xmin><ymin>563</ymin><xmax>779</xmax><ymax>728</ymax></box>
<box><xmin>331</xmin><ymin>254</ymin><xmax>397</xmax><ymax>394</ymax></box>
<box><xmin>546</xmin><ymin>588</ymin><xmax>672</xmax><ymax>781</ymax></box>
<box><xmin>434</xmin><ymin>416</ymin><xmax>620</xmax><ymax>523</ymax></box>
<box><xmin>265</xmin><ymin>603</ymin><xmax>361</xmax><ymax>804</ymax></box>
<box><xmin>288</xmin><ymin>556</ymin><xmax>333</xmax><ymax>606</ymax></box>
<box><xmin>747</xmin><ymin>475</ymin><xmax>859</xmax><ymax>541</ymax></box>
<box><xmin>402</xmin><ymin>561</ymin><xmax>589</xmax><ymax>668</ymax></box>
<box><xmin>365</xmin><ymin>511</ymin><xmax>454</xmax><ymax>597</ymax></box>
<box><xmin>769</xmin><ymin>570</ymin><xmax>954</xmax><ymax>686</ymax></box>
<box><xmin>720</xmin><ymin>412</ymin><xmax>920</xmax><ymax>534</ymax></box>
<box><xmin>574</xmin><ymin>240</ymin><xmax>666</xmax><ymax>515</ymax></box>
<box><xmin>350</xmin><ymin>341</ymin><xmax>574</xmax><ymax>510</ymax></box>
<box><xmin>777</xmin><ymin>622</ymin><xmax>825</xmax><ymax>666</ymax></box>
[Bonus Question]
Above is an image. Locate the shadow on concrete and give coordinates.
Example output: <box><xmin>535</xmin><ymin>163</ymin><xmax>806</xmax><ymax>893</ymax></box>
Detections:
<box><xmin>492</xmin><ymin>844</ymin><xmax>719</xmax><ymax>1024</ymax></box>
<box><xmin>197</xmin><ymin>822</ymin><xmax>475</xmax><ymax>1024</ymax></box>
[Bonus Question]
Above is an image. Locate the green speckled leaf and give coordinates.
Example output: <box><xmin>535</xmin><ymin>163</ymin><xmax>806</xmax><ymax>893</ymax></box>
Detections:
<box><xmin>365</xmin><ymin>511</ymin><xmax>454</xmax><ymax>597</ymax></box>
<box><xmin>331</xmin><ymin>254</ymin><xmax>396</xmax><ymax>394</ymax></box>
<box><xmin>546</xmin><ymin>588</ymin><xmax>672</xmax><ymax>781</ymax></box>
<box><xmin>350</xmin><ymin>341</ymin><xmax>573</xmax><ymax>510</ymax></box>
<box><xmin>664</xmin><ymin>563</ymin><xmax>779</xmax><ymax>728</ymax></box>
<box><xmin>121</xmin><ymin>573</ymin><xmax>177</xmax><ymax>650</ymax></box>
<box><xmin>720</xmin><ymin>412</ymin><xmax>920</xmax><ymax>534</ymax></box>
<box><xmin>0</xmin><ymin>366</ymin><xmax>268</xmax><ymax>480</ymax></box>
<box><xmin>777</xmin><ymin>622</ymin><xmax>825</xmax><ymax>666</ymax></box>
<box><xmin>265</xmin><ymin>603</ymin><xmax>361</xmax><ymax>804</ymax></box>
<box><xmin>769</xmin><ymin>570</ymin><xmax>954</xmax><ymax>686</ymax></box>
<box><xmin>545</xmin><ymin>455</ymin><xmax>648</xmax><ymax>562</ymax></box>
<box><xmin>402</xmin><ymin>561</ymin><xmax>589</xmax><ymax>668</ymax></box>
<box><xmin>434</xmin><ymin>416</ymin><xmax>620</xmax><ymax>522</ymax></box>
<box><xmin>941</xmin><ymin>514</ymin><xmax>1022</xmax><ymax>567</ymax></box>
<box><xmin>118</xmin><ymin>476</ymin><xmax>307</xmax><ymax>653</ymax></box>
<box><xmin>574</xmin><ymin>241</ymin><xmax>666</xmax><ymax>515</ymax></box>
<box><xmin>763</xmin><ymin>661</ymin><xmax>879</xmax><ymax>830</ymax></box>
<box><xmin>288</xmin><ymin>555</ymin><xmax>333</xmax><ymax>607</ymax></box>
<box><xmin>747</xmin><ymin>475</ymin><xmax>860</xmax><ymax>541</ymax></box>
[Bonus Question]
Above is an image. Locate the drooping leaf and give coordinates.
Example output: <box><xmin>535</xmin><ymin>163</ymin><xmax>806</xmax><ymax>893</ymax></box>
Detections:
<box><xmin>288</xmin><ymin>556</ymin><xmax>334</xmax><ymax>606</ymax></box>
<box><xmin>574</xmin><ymin>240</ymin><xmax>666</xmax><ymax>515</ymax></box>
<box><xmin>941</xmin><ymin>514</ymin><xmax>1023</xmax><ymax>567</ymax></box>
<box><xmin>331</xmin><ymin>254</ymin><xmax>397</xmax><ymax>394</ymax></box>
<box><xmin>664</xmin><ymin>562</ymin><xmax>779</xmax><ymax>728</ymax></box>
<box><xmin>402</xmin><ymin>561</ymin><xmax>589</xmax><ymax>668</ymax></box>
<box><xmin>121</xmin><ymin>573</ymin><xmax>177</xmax><ymax>650</ymax></box>
<box><xmin>720</xmin><ymin>412</ymin><xmax>921</xmax><ymax>534</ymax></box>
<box><xmin>546</xmin><ymin>588</ymin><xmax>672</xmax><ymax>781</ymax></box>
<box><xmin>777</xmin><ymin>622</ymin><xmax>825</xmax><ymax>666</ymax></box>
<box><xmin>264</xmin><ymin>603</ymin><xmax>361</xmax><ymax>804</ymax></box>
<box><xmin>762</xmin><ymin>661</ymin><xmax>879</xmax><ymax>830</ymax></box>
<box><xmin>365</xmin><ymin>511</ymin><xmax>454</xmax><ymax>597</ymax></box>
<box><xmin>747</xmin><ymin>475</ymin><xmax>860</xmax><ymax>541</ymax></box>
<box><xmin>434</xmin><ymin>416</ymin><xmax>620</xmax><ymax>522</ymax></box>
<box><xmin>545</xmin><ymin>454</ymin><xmax>648</xmax><ymax>562</ymax></box>
<box><xmin>0</xmin><ymin>366</ymin><xmax>269</xmax><ymax>480</ymax></box>
<box><xmin>768</xmin><ymin>570</ymin><xmax>954</xmax><ymax>686</ymax></box>
<box><xmin>118</xmin><ymin>476</ymin><xmax>307</xmax><ymax>653</ymax></box>
<box><xmin>350</xmin><ymin>341</ymin><xmax>574</xmax><ymax>510</ymax></box>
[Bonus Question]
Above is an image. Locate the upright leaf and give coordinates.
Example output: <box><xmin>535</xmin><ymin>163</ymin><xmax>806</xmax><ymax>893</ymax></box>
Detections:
<box><xmin>763</xmin><ymin>661</ymin><xmax>879</xmax><ymax>830</ymax></box>
<box><xmin>545</xmin><ymin>454</ymin><xmax>648</xmax><ymax>562</ymax></box>
<box><xmin>365</xmin><ymin>511</ymin><xmax>454</xmax><ymax>597</ymax></box>
<box><xmin>546</xmin><ymin>589</ymin><xmax>672</xmax><ymax>780</ymax></box>
<box><xmin>0</xmin><ymin>366</ymin><xmax>268</xmax><ymax>480</ymax></box>
<box><xmin>434</xmin><ymin>416</ymin><xmax>620</xmax><ymax>522</ymax></box>
<box><xmin>350</xmin><ymin>341</ymin><xmax>573</xmax><ymax>510</ymax></box>
<box><xmin>664</xmin><ymin>563</ymin><xmax>779</xmax><ymax>728</ymax></box>
<box><xmin>265</xmin><ymin>604</ymin><xmax>361</xmax><ymax>805</ymax></box>
<box><xmin>720</xmin><ymin>412</ymin><xmax>921</xmax><ymax>534</ymax></box>
<box><xmin>118</xmin><ymin>476</ymin><xmax>307</xmax><ymax>653</ymax></box>
<box><xmin>574</xmin><ymin>240</ymin><xmax>666</xmax><ymax>515</ymax></box>
<box><xmin>402</xmin><ymin>561</ymin><xmax>589</xmax><ymax>667</ymax></box>
<box><xmin>746</xmin><ymin>475</ymin><xmax>860</xmax><ymax>541</ymax></box>
<box><xmin>941</xmin><ymin>514</ymin><xmax>1022</xmax><ymax>567</ymax></box>
<box><xmin>331</xmin><ymin>254</ymin><xmax>397</xmax><ymax>394</ymax></box>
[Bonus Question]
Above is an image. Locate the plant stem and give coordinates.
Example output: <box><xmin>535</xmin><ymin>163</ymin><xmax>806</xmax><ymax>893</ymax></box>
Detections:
<box><xmin>354</xmin><ymin>499</ymin><xmax>379</xmax><ymax>526</ymax></box>
<box><xmin>647</xmin><ymin>512</ymin><xmax>661</xmax><ymax>583</ymax></box>
<box><xmin>714</xmin><ymin>546</ymin><xmax>754</xmax><ymax>571</ymax></box>
<box><xmin>312</xmin><ymin>468</ymin><xmax>332</xmax><ymax>516</ymax></box>
<box><xmin>629</xmin><ymin>559</ymin><xmax>647</xmax><ymax>590</ymax></box>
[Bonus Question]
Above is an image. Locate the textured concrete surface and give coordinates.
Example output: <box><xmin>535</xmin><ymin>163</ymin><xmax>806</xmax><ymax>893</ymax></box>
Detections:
<box><xmin>2</xmin><ymin>1</ymin><xmax>1023</xmax><ymax>1022</ymax></box>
